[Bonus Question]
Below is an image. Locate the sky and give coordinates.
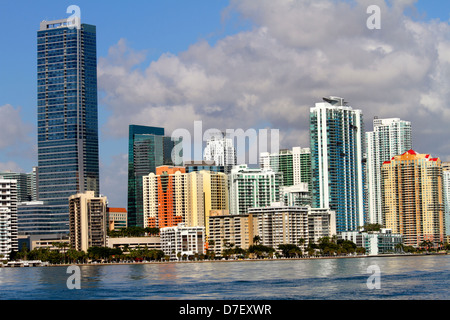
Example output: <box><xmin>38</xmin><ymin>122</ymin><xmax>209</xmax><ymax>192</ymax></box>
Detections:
<box><xmin>1</xmin><ymin>0</ymin><xmax>450</xmax><ymax>208</ymax></box>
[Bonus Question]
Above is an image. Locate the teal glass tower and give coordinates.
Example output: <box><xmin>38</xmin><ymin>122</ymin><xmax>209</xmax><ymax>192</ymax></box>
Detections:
<box><xmin>127</xmin><ymin>125</ymin><xmax>181</xmax><ymax>228</ymax></box>
<box><xmin>310</xmin><ymin>97</ymin><xmax>366</xmax><ymax>233</ymax></box>
<box><xmin>37</xmin><ymin>19</ymin><xmax>99</xmax><ymax>234</ymax></box>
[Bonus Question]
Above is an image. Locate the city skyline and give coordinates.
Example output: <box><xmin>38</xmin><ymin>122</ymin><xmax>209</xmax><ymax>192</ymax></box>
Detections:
<box><xmin>2</xmin><ymin>0</ymin><xmax>450</xmax><ymax>208</ymax></box>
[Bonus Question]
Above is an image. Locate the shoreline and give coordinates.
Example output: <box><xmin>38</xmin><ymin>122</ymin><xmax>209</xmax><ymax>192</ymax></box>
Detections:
<box><xmin>3</xmin><ymin>252</ymin><xmax>447</xmax><ymax>268</ymax></box>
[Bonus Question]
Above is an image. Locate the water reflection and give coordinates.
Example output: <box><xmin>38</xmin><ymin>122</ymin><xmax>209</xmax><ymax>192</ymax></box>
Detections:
<box><xmin>1</xmin><ymin>255</ymin><xmax>449</xmax><ymax>300</ymax></box>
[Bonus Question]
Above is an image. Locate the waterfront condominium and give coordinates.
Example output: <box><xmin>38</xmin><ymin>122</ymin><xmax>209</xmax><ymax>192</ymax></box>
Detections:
<box><xmin>127</xmin><ymin>125</ymin><xmax>182</xmax><ymax>228</ymax></box>
<box><xmin>37</xmin><ymin>19</ymin><xmax>99</xmax><ymax>234</ymax></box>
<box><xmin>381</xmin><ymin>150</ymin><xmax>445</xmax><ymax>247</ymax></box>
<box><xmin>310</xmin><ymin>96</ymin><xmax>366</xmax><ymax>233</ymax></box>
<box><xmin>366</xmin><ymin>118</ymin><xmax>412</xmax><ymax>225</ymax></box>
<box><xmin>443</xmin><ymin>164</ymin><xmax>450</xmax><ymax>237</ymax></box>
<box><xmin>229</xmin><ymin>164</ymin><xmax>282</xmax><ymax>216</ymax></box>
<box><xmin>0</xmin><ymin>178</ymin><xmax>18</xmax><ymax>260</ymax></box>
<box><xmin>69</xmin><ymin>191</ymin><xmax>107</xmax><ymax>252</ymax></box>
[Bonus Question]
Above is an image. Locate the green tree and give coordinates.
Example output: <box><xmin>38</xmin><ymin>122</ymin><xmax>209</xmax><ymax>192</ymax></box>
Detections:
<box><xmin>278</xmin><ymin>244</ymin><xmax>302</xmax><ymax>258</ymax></box>
<box><xmin>252</xmin><ymin>235</ymin><xmax>262</xmax><ymax>245</ymax></box>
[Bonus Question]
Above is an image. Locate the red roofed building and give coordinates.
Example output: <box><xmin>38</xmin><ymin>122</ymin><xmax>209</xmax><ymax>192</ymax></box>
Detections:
<box><xmin>381</xmin><ymin>150</ymin><xmax>445</xmax><ymax>247</ymax></box>
<box><xmin>107</xmin><ymin>207</ymin><xmax>127</xmax><ymax>231</ymax></box>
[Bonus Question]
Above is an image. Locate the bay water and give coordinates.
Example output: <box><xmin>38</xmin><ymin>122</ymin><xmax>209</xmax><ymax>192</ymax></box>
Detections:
<box><xmin>0</xmin><ymin>255</ymin><xmax>448</xmax><ymax>300</ymax></box>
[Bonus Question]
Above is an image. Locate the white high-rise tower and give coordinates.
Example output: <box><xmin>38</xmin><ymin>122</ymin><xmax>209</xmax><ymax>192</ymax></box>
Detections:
<box><xmin>203</xmin><ymin>132</ymin><xmax>236</xmax><ymax>173</ymax></box>
<box><xmin>366</xmin><ymin>118</ymin><xmax>412</xmax><ymax>225</ymax></box>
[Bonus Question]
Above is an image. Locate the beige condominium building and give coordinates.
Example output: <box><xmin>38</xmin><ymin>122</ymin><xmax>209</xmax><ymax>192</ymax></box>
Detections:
<box><xmin>381</xmin><ymin>150</ymin><xmax>445</xmax><ymax>247</ymax></box>
<box><xmin>208</xmin><ymin>210</ymin><xmax>257</xmax><ymax>255</ymax></box>
<box><xmin>69</xmin><ymin>191</ymin><xmax>107</xmax><ymax>252</ymax></box>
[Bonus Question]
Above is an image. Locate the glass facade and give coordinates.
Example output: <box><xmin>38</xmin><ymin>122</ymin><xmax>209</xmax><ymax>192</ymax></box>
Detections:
<box><xmin>310</xmin><ymin>97</ymin><xmax>366</xmax><ymax>233</ymax></box>
<box><xmin>127</xmin><ymin>125</ymin><xmax>182</xmax><ymax>228</ymax></box>
<box><xmin>37</xmin><ymin>20</ymin><xmax>99</xmax><ymax>235</ymax></box>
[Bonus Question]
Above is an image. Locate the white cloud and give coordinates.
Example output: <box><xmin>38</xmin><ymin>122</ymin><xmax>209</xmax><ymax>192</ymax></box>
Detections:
<box><xmin>0</xmin><ymin>161</ymin><xmax>24</xmax><ymax>173</ymax></box>
<box><xmin>0</xmin><ymin>104</ymin><xmax>33</xmax><ymax>150</ymax></box>
<box><xmin>100</xmin><ymin>153</ymin><xmax>128</xmax><ymax>208</ymax></box>
<box><xmin>97</xmin><ymin>0</ymin><xmax>450</xmax><ymax>164</ymax></box>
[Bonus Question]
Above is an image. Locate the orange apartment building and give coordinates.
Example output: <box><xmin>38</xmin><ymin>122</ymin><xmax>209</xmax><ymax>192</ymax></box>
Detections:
<box><xmin>143</xmin><ymin>166</ymin><xmax>185</xmax><ymax>229</ymax></box>
<box><xmin>142</xmin><ymin>166</ymin><xmax>229</xmax><ymax>236</ymax></box>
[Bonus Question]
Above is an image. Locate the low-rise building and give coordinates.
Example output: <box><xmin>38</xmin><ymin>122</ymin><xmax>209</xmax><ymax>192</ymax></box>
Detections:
<box><xmin>340</xmin><ymin>228</ymin><xmax>403</xmax><ymax>255</ymax></box>
<box><xmin>160</xmin><ymin>223</ymin><xmax>205</xmax><ymax>261</ymax></box>
<box><xmin>208</xmin><ymin>210</ymin><xmax>257</xmax><ymax>255</ymax></box>
<box><xmin>106</xmin><ymin>236</ymin><xmax>161</xmax><ymax>252</ymax></box>
<box><xmin>249</xmin><ymin>203</ymin><xmax>309</xmax><ymax>252</ymax></box>
<box><xmin>107</xmin><ymin>207</ymin><xmax>127</xmax><ymax>231</ymax></box>
<box><xmin>307</xmin><ymin>208</ymin><xmax>337</xmax><ymax>244</ymax></box>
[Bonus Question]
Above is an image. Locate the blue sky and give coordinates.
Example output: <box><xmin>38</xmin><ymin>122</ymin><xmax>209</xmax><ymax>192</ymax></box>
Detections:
<box><xmin>1</xmin><ymin>0</ymin><xmax>450</xmax><ymax>207</ymax></box>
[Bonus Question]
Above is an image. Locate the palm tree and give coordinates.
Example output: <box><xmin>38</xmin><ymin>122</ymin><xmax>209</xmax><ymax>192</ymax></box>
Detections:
<box><xmin>253</xmin><ymin>235</ymin><xmax>261</xmax><ymax>245</ymax></box>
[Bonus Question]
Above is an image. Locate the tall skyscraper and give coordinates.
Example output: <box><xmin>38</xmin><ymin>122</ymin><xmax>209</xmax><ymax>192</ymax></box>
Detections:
<box><xmin>127</xmin><ymin>125</ymin><xmax>181</xmax><ymax>228</ymax></box>
<box><xmin>37</xmin><ymin>19</ymin><xmax>99</xmax><ymax>234</ymax></box>
<box><xmin>204</xmin><ymin>132</ymin><xmax>236</xmax><ymax>173</ymax></box>
<box><xmin>366</xmin><ymin>118</ymin><xmax>412</xmax><ymax>225</ymax></box>
<box><xmin>382</xmin><ymin>150</ymin><xmax>445</xmax><ymax>247</ymax></box>
<box><xmin>310</xmin><ymin>96</ymin><xmax>366</xmax><ymax>233</ymax></box>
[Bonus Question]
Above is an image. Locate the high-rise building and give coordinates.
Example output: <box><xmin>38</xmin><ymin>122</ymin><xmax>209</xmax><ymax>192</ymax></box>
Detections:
<box><xmin>127</xmin><ymin>125</ymin><xmax>181</xmax><ymax>228</ymax></box>
<box><xmin>442</xmin><ymin>164</ymin><xmax>450</xmax><ymax>237</ymax></box>
<box><xmin>310</xmin><ymin>96</ymin><xmax>366</xmax><ymax>233</ymax></box>
<box><xmin>229</xmin><ymin>164</ymin><xmax>282</xmax><ymax>216</ymax></box>
<box><xmin>37</xmin><ymin>19</ymin><xmax>99</xmax><ymax>234</ymax></box>
<box><xmin>381</xmin><ymin>150</ymin><xmax>445</xmax><ymax>247</ymax></box>
<box><xmin>366</xmin><ymin>118</ymin><xmax>412</xmax><ymax>225</ymax></box>
<box><xmin>69</xmin><ymin>191</ymin><xmax>107</xmax><ymax>251</ymax></box>
<box><xmin>260</xmin><ymin>147</ymin><xmax>311</xmax><ymax>188</ymax></box>
<box><xmin>143</xmin><ymin>167</ymin><xmax>228</xmax><ymax>235</ymax></box>
<box><xmin>0</xmin><ymin>170</ymin><xmax>36</xmax><ymax>203</ymax></box>
<box><xmin>187</xmin><ymin>170</ymin><xmax>229</xmax><ymax>236</ymax></box>
<box><xmin>0</xmin><ymin>178</ymin><xmax>18</xmax><ymax>260</ymax></box>
<box><xmin>143</xmin><ymin>166</ymin><xmax>186</xmax><ymax>229</ymax></box>
<box><xmin>204</xmin><ymin>132</ymin><xmax>236</xmax><ymax>173</ymax></box>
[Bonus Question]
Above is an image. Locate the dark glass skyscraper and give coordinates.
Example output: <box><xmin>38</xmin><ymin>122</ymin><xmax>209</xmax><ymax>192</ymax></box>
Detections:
<box><xmin>127</xmin><ymin>125</ymin><xmax>181</xmax><ymax>228</ymax></box>
<box><xmin>36</xmin><ymin>19</ymin><xmax>99</xmax><ymax>234</ymax></box>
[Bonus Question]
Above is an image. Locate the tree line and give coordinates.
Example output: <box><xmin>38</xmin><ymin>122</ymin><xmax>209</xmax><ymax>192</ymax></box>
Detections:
<box><xmin>217</xmin><ymin>236</ymin><xmax>367</xmax><ymax>259</ymax></box>
<box><xmin>8</xmin><ymin>242</ymin><xmax>165</xmax><ymax>265</ymax></box>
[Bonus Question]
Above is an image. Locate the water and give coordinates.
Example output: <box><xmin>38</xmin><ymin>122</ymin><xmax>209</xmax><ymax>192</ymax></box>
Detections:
<box><xmin>0</xmin><ymin>255</ymin><xmax>449</xmax><ymax>300</ymax></box>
